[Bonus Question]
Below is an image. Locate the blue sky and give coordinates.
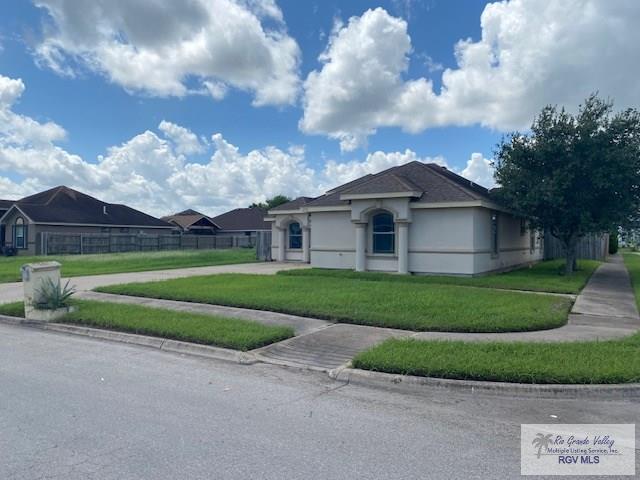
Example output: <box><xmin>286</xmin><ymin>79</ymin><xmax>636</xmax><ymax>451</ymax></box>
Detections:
<box><xmin>0</xmin><ymin>1</ymin><xmax>637</xmax><ymax>215</ymax></box>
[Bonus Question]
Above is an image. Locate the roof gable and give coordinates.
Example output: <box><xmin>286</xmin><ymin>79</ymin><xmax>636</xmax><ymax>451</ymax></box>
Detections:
<box><xmin>14</xmin><ymin>186</ymin><xmax>171</xmax><ymax>228</ymax></box>
<box><xmin>302</xmin><ymin>161</ymin><xmax>494</xmax><ymax>209</ymax></box>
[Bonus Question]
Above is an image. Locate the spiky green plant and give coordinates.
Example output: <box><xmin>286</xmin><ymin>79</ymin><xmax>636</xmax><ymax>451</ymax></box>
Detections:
<box><xmin>35</xmin><ymin>278</ymin><xmax>76</xmax><ymax>310</ymax></box>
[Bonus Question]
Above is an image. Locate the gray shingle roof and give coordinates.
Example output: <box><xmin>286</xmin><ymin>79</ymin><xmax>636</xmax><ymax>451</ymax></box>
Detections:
<box><xmin>270</xmin><ymin>196</ymin><xmax>314</xmax><ymax>211</ymax></box>
<box><xmin>211</xmin><ymin>207</ymin><xmax>270</xmax><ymax>231</ymax></box>
<box><xmin>13</xmin><ymin>186</ymin><xmax>172</xmax><ymax>227</ymax></box>
<box><xmin>303</xmin><ymin>161</ymin><xmax>494</xmax><ymax>209</ymax></box>
<box><xmin>0</xmin><ymin>199</ymin><xmax>15</xmax><ymax>210</ymax></box>
<box><xmin>162</xmin><ymin>211</ymin><xmax>219</xmax><ymax>230</ymax></box>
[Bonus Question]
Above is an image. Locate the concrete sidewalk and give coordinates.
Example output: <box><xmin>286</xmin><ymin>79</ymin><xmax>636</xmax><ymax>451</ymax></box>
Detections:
<box><xmin>68</xmin><ymin>255</ymin><xmax>639</xmax><ymax>372</ymax></box>
<box><xmin>0</xmin><ymin>261</ymin><xmax>308</xmax><ymax>305</ymax></box>
<box><xmin>78</xmin><ymin>291</ymin><xmax>330</xmax><ymax>336</ymax></box>
<box><xmin>3</xmin><ymin>255</ymin><xmax>637</xmax><ymax>372</ymax></box>
<box><xmin>414</xmin><ymin>254</ymin><xmax>639</xmax><ymax>343</ymax></box>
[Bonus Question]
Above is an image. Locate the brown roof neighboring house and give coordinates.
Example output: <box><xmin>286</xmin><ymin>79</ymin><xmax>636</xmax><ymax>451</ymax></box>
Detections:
<box><xmin>0</xmin><ymin>199</ymin><xmax>15</xmax><ymax>216</ymax></box>
<box><xmin>211</xmin><ymin>207</ymin><xmax>270</xmax><ymax>232</ymax></box>
<box><xmin>162</xmin><ymin>209</ymin><xmax>220</xmax><ymax>232</ymax></box>
<box><xmin>2</xmin><ymin>186</ymin><xmax>172</xmax><ymax>228</ymax></box>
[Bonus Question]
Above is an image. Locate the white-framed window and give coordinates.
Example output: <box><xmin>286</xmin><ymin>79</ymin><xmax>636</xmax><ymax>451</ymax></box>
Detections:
<box><xmin>288</xmin><ymin>222</ymin><xmax>302</xmax><ymax>249</ymax></box>
<box><xmin>372</xmin><ymin>212</ymin><xmax>395</xmax><ymax>254</ymax></box>
<box><xmin>491</xmin><ymin>212</ymin><xmax>499</xmax><ymax>257</ymax></box>
<box><xmin>14</xmin><ymin>216</ymin><xmax>26</xmax><ymax>249</ymax></box>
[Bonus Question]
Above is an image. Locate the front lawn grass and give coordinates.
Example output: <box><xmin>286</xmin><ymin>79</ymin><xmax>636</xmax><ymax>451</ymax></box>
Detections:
<box><xmin>0</xmin><ymin>300</ymin><xmax>293</xmax><ymax>351</ymax></box>
<box><xmin>351</xmin><ymin>255</ymin><xmax>640</xmax><ymax>384</ymax></box>
<box><xmin>0</xmin><ymin>248</ymin><xmax>256</xmax><ymax>283</ymax></box>
<box><xmin>278</xmin><ymin>259</ymin><xmax>600</xmax><ymax>294</ymax></box>
<box><xmin>352</xmin><ymin>336</ymin><xmax>640</xmax><ymax>384</ymax></box>
<box><xmin>97</xmin><ymin>274</ymin><xmax>571</xmax><ymax>333</ymax></box>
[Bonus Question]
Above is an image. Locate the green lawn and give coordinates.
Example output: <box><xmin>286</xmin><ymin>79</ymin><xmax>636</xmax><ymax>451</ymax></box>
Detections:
<box><xmin>0</xmin><ymin>299</ymin><xmax>292</xmax><ymax>351</ymax></box>
<box><xmin>352</xmin><ymin>336</ymin><xmax>640</xmax><ymax>384</ymax></box>
<box><xmin>351</xmin><ymin>255</ymin><xmax>640</xmax><ymax>384</ymax></box>
<box><xmin>98</xmin><ymin>274</ymin><xmax>571</xmax><ymax>333</ymax></box>
<box><xmin>0</xmin><ymin>248</ymin><xmax>256</xmax><ymax>283</ymax></box>
<box><xmin>279</xmin><ymin>259</ymin><xmax>600</xmax><ymax>294</ymax></box>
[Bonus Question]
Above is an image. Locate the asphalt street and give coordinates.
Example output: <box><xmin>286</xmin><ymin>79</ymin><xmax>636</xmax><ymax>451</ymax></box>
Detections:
<box><xmin>1</xmin><ymin>323</ymin><xmax>638</xmax><ymax>480</ymax></box>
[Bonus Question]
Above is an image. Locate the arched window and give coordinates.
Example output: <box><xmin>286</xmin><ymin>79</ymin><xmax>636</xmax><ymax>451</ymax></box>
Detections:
<box><xmin>372</xmin><ymin>212</ymin><xmax>395</xmax><ymax>254</ymax></box>
<box><xmin>288</xmin><ymin>222</ymin><xmax>302</xmax><ymax>249</ymax></box>
<box><xmin>14</xmin><ymin>216</ymin><xmax>26</xmax><ymax>249</ymax></box>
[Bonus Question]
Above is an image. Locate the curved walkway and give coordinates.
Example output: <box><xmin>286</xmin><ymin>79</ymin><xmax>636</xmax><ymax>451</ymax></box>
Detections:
<box><xmin>72</xmin><ymin>255</ymin><xmax>639</xmax><ymax>371</ymax></box>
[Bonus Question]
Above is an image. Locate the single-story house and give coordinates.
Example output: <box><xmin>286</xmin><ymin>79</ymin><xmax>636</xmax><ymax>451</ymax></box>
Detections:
<box><xmin>266</xmin><ymin>161</ymin><xmax>543</xmax><ymax>276</ymax></box>
<box><xmin>0</xmin><ymin>199</ymin><xmax>15</xmax><ymax>248</ymax></box>
<box><xmin>0</xmin><ymin>186</ymin><xmax>173</xmax><ymax>255</ymax></box>
<box><xmin>211</xmin><ymin>207</ymin><xmax>270</xmax><ymax>239</ymax></box>
<box><xmin>162</xmin><ymin>209</ymin><xmax>219</xmax><ymax>235</ymax></box>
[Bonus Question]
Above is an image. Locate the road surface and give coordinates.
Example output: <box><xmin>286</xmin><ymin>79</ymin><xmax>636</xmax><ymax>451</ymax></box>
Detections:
<box><xmin>1</xmin><ymin>323</ymin><xmax>637</xmax><ymax>479</ymax></box>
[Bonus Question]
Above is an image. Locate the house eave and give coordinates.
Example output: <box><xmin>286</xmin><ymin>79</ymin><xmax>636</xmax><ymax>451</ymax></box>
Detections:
<box><xmin>0</xmin><ymin>204</ymin><xmax>35</xmax><ymax>224</ymax></box>
<box><xmin>26</xmin><ymin>221</ymin><xmax>174</xmax><ymax>229</ymax></box>
<box><xmin>410</xmin><ymin>200</ymin><xmax>511</xmax><ymax>213</ymax></box>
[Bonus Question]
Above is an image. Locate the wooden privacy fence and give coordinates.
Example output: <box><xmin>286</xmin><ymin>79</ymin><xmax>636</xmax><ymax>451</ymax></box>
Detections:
<box><xmin>38</xmin><ymin>232</ymin><xmax>255</xmax><ymax>256</ymax></box>
<box><xmin>543</xmin><ymin>231</ymin><xmax>609</xmax><ymax>261</ymax></box>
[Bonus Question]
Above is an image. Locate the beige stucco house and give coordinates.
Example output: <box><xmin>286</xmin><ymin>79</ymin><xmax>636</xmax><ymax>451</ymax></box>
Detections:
<box><xmin>266</xmin><ymin>161</ymin><xmax>542</xmax><ymax>276</ymax></box>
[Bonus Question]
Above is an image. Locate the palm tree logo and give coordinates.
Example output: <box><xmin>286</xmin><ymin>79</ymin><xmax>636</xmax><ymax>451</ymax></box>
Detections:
<box><xmin>532</xmin><ymin>433</ymin><xmax>554</xmax><ymax>459</ymax></box>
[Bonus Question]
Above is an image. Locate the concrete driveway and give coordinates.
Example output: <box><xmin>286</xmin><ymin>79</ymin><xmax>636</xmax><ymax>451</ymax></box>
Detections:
<box><xmin>0</xmin><ymin>261</ymin><xmax>308</xmax><ymax>305</ymax></box>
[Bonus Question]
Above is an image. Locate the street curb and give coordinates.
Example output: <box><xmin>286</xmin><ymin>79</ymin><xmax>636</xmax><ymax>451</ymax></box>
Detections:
<box><xmin>329</xmin><ymin>367</ymin><xmax>640</xmax><ymax>400</ymax></box>
<box><xmin>0</xmin><ymin>314</ymin><xmax>258</xmax><ymax>365</ymax></box>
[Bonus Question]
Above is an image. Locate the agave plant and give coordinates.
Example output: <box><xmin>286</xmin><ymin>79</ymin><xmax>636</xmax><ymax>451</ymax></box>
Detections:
<box><xmin>35</xmin><ymin>278</ymin><xmax>76</xmax><ymax>310</ymax></box>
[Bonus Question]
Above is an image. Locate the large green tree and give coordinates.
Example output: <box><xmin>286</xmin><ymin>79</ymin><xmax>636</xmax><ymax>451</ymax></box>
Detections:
<box><xmin>249</xmin><ymin>195</ymin><xmax>292</xmax><ymax>210</ymax></box>
<box><xmin>494</xmin><ymin>95</ymin><xmax>640</xmax><ymax>274</ymax></box>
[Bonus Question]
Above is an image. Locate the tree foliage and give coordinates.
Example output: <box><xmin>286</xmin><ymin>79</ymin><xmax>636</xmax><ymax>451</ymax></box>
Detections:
<box><xmin>494</xmin><ymin>94</ymin><xmax>640</xmax><ymax>274</ymax></box>
<box><xmin>250</xmin><ymin>195</ymin><xmax>292</xmax><ymax>210</ymax></box>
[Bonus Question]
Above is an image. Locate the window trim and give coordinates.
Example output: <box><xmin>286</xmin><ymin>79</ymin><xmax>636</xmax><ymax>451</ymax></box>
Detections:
<box><xmin>371</xmin><ymin>211</ymin><xmax>396</xmax><ymax>255</ymax></box>
<box><xmin>13</xmin><ymin>216</ymin><xmax>27</xmax><ymax>249</ymax></box>
<box><xmin>288</xmin><ymin>222</ymin><xmax>302</xmax><ymax>250</ymax></box>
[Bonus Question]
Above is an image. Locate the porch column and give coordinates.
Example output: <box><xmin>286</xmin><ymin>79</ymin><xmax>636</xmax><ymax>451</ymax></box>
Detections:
<box><xmin>397</xmin><ymin>222</ymin><xmax>409</xmax><ymax>274</ymax></box>
<box><xmin>277</xmin><ymin>227</ymin><xmax>286</xmax><ymax>262</ymax></box>
<box><xmin>355</xmin><ymin>222</ymin><xmax>366</xmax><ymax>272</ymax></box>
<box><xmin>302</xmin><ymin>226</ymin><xmax>311</xmax><ymax>263</ymax></box>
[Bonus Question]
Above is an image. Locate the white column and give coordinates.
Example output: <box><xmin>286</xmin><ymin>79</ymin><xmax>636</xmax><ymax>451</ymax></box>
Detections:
<box><xmin>355</xmin><ymin>223</ymin><xmax>366</xmax><ymax>272</ymax></box>
<box><xmin>397</xmin><ymin>222</ymin><xmax>409</xmax><ymax>274</ymax></box>
<box><xmin>277</xmin><ymin>227</ymin><xmax>286</xmax><ymax>262</ymax></box>
<box><xmin>302</xmin><ymin>226</ymin><xmax>310</xmax><ymax>263</ymax></box>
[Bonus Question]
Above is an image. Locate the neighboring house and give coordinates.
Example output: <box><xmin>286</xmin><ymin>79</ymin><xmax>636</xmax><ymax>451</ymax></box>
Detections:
<box><xmin>162</xmin><ymin>209</ymin><xmax>219</xmax><ymax>235</ymax></box>
<box><xmin>266</xmin><ymin>161</ymin><xmax>543</xmax><ymax>276</ymax></box>
<box><xmin>211</xmin><ymin>207</ymin><xmax>270</xmax><ymax>238</ymax></box>
<box><xmin>0</xmin><ymin>199</ymin><xmax>16</xmax><ymax>248</ymax></box>
<box><xmin>0</xmin><ymin>186</ymin><xmax>173</xmax><ymax>255</ymax></box>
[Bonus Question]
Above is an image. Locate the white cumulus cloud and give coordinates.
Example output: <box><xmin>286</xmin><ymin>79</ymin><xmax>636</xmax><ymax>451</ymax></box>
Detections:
<box><xmin>302</xmin><ymin>1</ymin><xmax>640</xmax><ymax>150</ymax></box>
<box><xmin>461</xmin><ymin>153</ymin><xmax>495</xmax><ymax>188</ymax></box>
<box><xmin>33</xmin><ymin>0</ymin><xmax>301</xmax><ymax>106</ymax></box>
<box><xmin>158</xmin><ymin>120</ymin><xmax>206</xmax><ymax>156</ymax></box>
<box><xmin>0</xmin><ymin>74</ymin><xmax>495</xmax><ymax>217</ymax></box>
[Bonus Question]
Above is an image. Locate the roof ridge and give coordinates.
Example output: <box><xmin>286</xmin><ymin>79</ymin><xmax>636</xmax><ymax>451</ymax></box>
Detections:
<box><xmin>340</xmin><ymin>166</ymin><xmax>420</xmax><ymax>195</ymax></box>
